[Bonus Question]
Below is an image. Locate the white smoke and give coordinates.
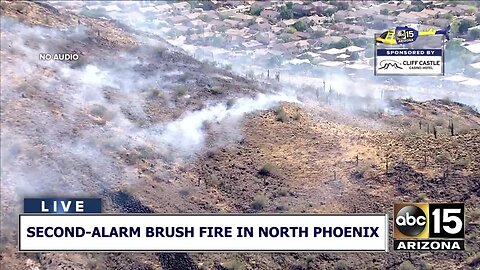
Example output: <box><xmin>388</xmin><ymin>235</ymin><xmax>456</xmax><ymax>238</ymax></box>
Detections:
<box><xmin>158</xmin><ymin>93</ymin><xmax>299</xmax><ymax>156</ymax></box>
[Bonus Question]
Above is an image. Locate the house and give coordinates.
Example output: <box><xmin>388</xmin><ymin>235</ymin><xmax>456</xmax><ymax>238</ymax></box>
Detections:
<box><xmin>310</xmin><ymin>1</ymin><xmax>326</xmax><ymax>14</ymax></box>
<box><xmin>167</xmin><ymin>15</ymin><xmax>189</xmax><ymax>24</ymax></box>
<box><xmin>397</xmin><ymin>12</ymin><xmax>421</xmax><ymax>24</ymax></box>
<box><xmin>312</xmin><ymin>36</ymin><xmax>343</xmax><ymax>48</ymax></box>
<box><xmin>307</xmin><ymin>25</ymin><xmax>327</xmax><ymax>34</ymax></box>
<box><xmin>304</xmin><ymin>14</ymin><xmax>326</xmax><ymax>25</ymax></box>
<box><xmin>197</xmin><ymin>0</ymin><xmax>220</xmax><ymax>11</ymax></box>
<box><xmin>155</xmin><ymin>4</ymin><xmax>173</xmax><ymax>14</ymax></box>
<box><xmin>292</xmin><ymin>3</ymin><xmax>315</xmax><ymax>17</ymax></box>
<box><xmin>209</xmin><ymin>19</ymin><xmax>229</xmax><ymax>31</ymax></box>
<box><xmin>271</xmin><ymin>26</ymin><xmax>283</xmax><ymax>34</ymax></box>
<box><xmin>429</xmin><ymin>18</ymin><xmax>449</xmax><ymax>27</ymax></box>
<box><xmin>223</xmin><ymin>19</ymin><xmax>241</xmax><ymax>28</ymax></box>
<box><xmin>250</xmin><ymin>18</ymin><xmax>271</xmax><ymax>32</ymax></box>
<box><xmin>277</xmin><ymin>19</ymin><xmax>298</xmax><ymax>28</ymax></box>
<box><xmin>230</xmin><ymin>13</ymin><xmax>254</xmax><ymax>23</ymax></box>
<box><xmin>419</xmin><ymin>8</ymin><xmax>440</xmax><ymax>19</ymax></box>
<box><xmin>343</xmin><ymin>45</ymin><xmax>365</xmax><ymax>54</ymax></box>
<box><xmin>260</xmin><ymin>9</ymin><xmax>280</xmax><ymax>23</ymax></box>
<box><xmin>333</xmin><ymin>10</ymin><xmax>349</xmax><ymax>22</ymax></box>
<box><xmin>255</xmin><ymin>32</ymin><xmax>276</xmax><ymax>45</ymax></box>
<box><xmin>280</xmin><ymin>40</ymin><xmax>310</xmax><ymax>54</ymax></box>
<box><xmin>319</xmin><ymin>47</ymin><xmax>345</xmax><ymax>60</ymax></box>
<box><xmin>295</xmin><ymin>31</ymin><xmax>310</xmax><ymax>40</ymax></box>
<box><xmin>240</xmin><ymin>40</ymin><xmax>264</xmax><ymax>50</ymax></box>
<box><xmin>185</xmin><ymin>12</ymin><xmax>200</xmax><ymax>20</ymax></box>
<box><xmin>171</xmin><ymin>2</ymin><xmax>191</xmax><ymax>14</ymax></box>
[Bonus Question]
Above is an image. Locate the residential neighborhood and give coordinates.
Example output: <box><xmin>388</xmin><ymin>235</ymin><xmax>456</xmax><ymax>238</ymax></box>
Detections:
<box><xmin>53</xmin><ymin>0</ymin><xmax>480</xmax><ymax>91</ymax></box>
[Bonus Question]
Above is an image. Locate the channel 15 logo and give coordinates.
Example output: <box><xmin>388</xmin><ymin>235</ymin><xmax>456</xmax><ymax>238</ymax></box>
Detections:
<box><xmin>393</xmin><ymin>203</ymin><xmax>465</xmax><ymax>251</ymax></box>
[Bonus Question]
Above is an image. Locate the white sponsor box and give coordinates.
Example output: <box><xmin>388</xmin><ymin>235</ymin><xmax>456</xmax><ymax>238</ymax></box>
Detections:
<box><xmin>19</xmin><ymin>214</ymin><xmax>389</xmax><ymax>252</ymax></box>
<box><xmin>375</xmin><ymin>49</ymin><xmax>444</xmax><ymax>76</ymax></box>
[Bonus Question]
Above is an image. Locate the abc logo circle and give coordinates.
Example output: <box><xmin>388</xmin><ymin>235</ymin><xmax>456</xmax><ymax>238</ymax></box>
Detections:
<box><xmin>395</xmin><ymin>205</ymin><xmax>427</xmax><ymax>236</ymax></box>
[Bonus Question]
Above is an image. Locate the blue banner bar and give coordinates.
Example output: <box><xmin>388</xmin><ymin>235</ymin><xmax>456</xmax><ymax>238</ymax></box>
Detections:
<box><xmin>24</xmin><ymin>198</ymin><xmax>102</xmax><ymax>213</ymax></box>
<box><xmin>377</xmin><ymin>49</ymin><xmax>442</xmax><ymax>56</ymax></box>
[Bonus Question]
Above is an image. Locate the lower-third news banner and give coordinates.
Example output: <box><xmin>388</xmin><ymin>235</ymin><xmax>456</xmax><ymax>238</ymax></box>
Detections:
<box><xmin>19</xmin><ymin>214</ymin><xmax>388</xmax><ymax>252</ymax></box>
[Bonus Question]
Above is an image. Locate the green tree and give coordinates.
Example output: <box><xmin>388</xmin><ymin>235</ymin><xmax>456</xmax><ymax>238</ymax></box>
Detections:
<box><xmin>279</xmin><ymin>6</ymin><xmax>293</xmax><ymax>19</ymax></box>
<box><xmin>293</xmin><ymin>20</ymin><xmax>308</xmax><ymax>32</ymax></box>
<box><xmin>468</xmin><ymin>28</ymin><xmax>480</xmax><ymax>40</ymax></box>
<box><xmin>380</xmin><ymin>9</ymin><xmax>389</xmax><ymax>15</ymax></box>
<box><xmin>286</xmin><ymin>2</ymin><xmax>293</xmax><ymax>9</ymax></box>
<box><xmin>330</xmin><ymin>38</ymin><xmax>352</xmax><ymax>49</ymax></box>
<box><xmin>250</xmin><ymin>5</ymin><xmax>263</xmax><ymax>16</ymax></box>
<box><xmin>458</xmin><ymin>19</ymin><xmax>475</xmax><ymax>35</ymax></box>
<box><xmin>323</xmin><ymin>7</ymin><xmax>337</xmax><ymax>17</ymax></box>
<box><xmin>285</xmin><ymin>26</ymin><xmax>296</xmax><ymax>33</ymax></box>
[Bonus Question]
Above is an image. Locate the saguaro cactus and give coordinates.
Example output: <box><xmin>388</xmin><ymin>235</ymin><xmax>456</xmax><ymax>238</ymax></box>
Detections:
<box><xmin>448</xmin><ymin>119</ymin><xmax>454</xmax><ymax>136</ymax></box>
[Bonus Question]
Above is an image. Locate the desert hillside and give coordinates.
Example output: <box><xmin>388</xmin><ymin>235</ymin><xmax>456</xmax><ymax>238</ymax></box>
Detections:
<box><xmin>1</xmin><ymin>1</ymin><xmax>479</xmax><ymax>270</ymax></box>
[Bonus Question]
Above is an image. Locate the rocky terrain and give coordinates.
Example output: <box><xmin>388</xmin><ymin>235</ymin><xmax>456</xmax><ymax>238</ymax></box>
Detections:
<box><xmin>1</xmin><ymin>1</ymin><xmax>479</xmax><ymax>270</ymax></box>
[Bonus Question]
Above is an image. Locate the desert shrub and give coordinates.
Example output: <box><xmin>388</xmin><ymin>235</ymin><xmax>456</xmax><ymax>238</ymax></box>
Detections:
<box><xmin>89</xmin><ymin>104</ymin><xmax>115</xmax><ymax>123</ymax></box>
<box><xmin>352</xmin><ymin>165</ymin><xmax>369</xmax><ymax>179</ymax></box>
<box><xmin>251</xmin><ymin>195</ymin><xmax>267</xmax><ymax>210</ymax></box>
<box><xmin>275</xmin><ymin>204</ymin><xmax>289</xmax><ymax>212</ymax></box>
<box><xmin>334</xmin><ymin>260</ymin><xmax>349</xmax><ymax>270</ymax></box>
<box><xmin>457</xmin><ymin>125</ymin><xmax>471</xmax><ymax>135</ymax></box>
<box><xmin>258</xmin><ymin>163</ymin><xmax>277</xmax><ymax>176</ymax></box>
<box><xmin>466</xmin><ymin>253</ymin><xmax>480</xmax><ymax>267</ymax></box>
<box><xmin>223</xmin><ymin>259</ymin><xmax>245</xmax><ymax>270</ymax></box>
<box><xmin>210</xmin><ymin>86</ymin><xmax>224</xmax><ymax>95</ymax></box>
<box><xmin>306</xmin><ymin>254</ymin><xmax>316</xmax><ymax>265</ymax></box>
<box><xmin>175</xmin><ymin>85</ymin><xmax>188</xmax><ymax>97</ymax></box>
<box><xmin>415</xmin><ymin>193</ymin><xmax>427</xmax><ymax>203</ymax></box>
<box><xmin>278</xmin><ymin>187</ymin><xmax>289</xmax><ymax>197</ymax></box>
<box><xmin>178</xmin><ymin>72</ymin><xmax>192</xmax><ymax>82</ymax></box>
<box><xmin>470</xmin><ymin>209</ymin><xmax>480</xmax><ymax>224</ymax></box>
<box><xmin>85</xmin><ymin>254</ymin><xmax>106</xmax><ymax>270</ymax></box>
<box><xmin>434</xmin><ymin>118</ymin><xmax>446</xmax><ymax>126</ymax></box>
<box><xmin>418</xmin><ymin>260</ymin><xmax>432</xmax><ymax>270</ymax></box>
<box><xmin>454</xmin><ymin>157</ymin><xmax>471</xmax><ymax>168</ymax></box>
<box><xmin>205</xmin><ymin>174</ymin><xmax>220</xmax><ymax>187</ymax></box>
<box><xmin>435</xmin><ymin>152</ymin><xmax>450</xmax><ymax>164</ymax></box>
<box><xmin>179</xmin><ymin>188</ymin><xmax>190</xmax><ymax>197</ymax></box>
<box><xmin>398</xmin><ymin>261</ymin><xmax>416</xmax><ymax>270</ymax></box>
<box><xmin>275</xmin><ymin>107</ymin><xmax>287</xmax><ymax>122</ymax></box>
<box><xmin>148</xmin><ymin>87</ymin><xmax>163</xmax><ymax>98</ymax></box>
<box><xmin>292</xmin><ymin>113</ymin><xmax>301</xmax><ymax>121</ymax></box>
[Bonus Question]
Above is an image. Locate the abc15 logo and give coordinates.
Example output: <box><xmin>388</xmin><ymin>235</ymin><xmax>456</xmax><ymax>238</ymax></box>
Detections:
<box><xmin>394</xmin><ymin>203</ymin><xmax>465</xmax><ymax>239</ymax></box>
